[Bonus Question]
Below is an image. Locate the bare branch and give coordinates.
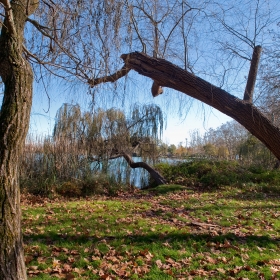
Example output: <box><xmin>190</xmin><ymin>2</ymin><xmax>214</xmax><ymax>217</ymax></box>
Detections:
<box><xmin>218</xmin><ymin>42</ymin><xmax>251</xmax><ymax>61</ymax></box>
<box><xmin>0</xmin><ymin>0</ymin><xmax>16</xmax><ymax>36</ymax></box>
<box><xmin>26</xmin><ymin>16</ymin><xmax>81</xmax><ymax>67</ymax></box>
<box><xmin>243</xmin><ymin>45</ymin><xmax>262</xmax><ymax>102</ymax></box>
<box><xmin>26</xmin><ymin>17</ymin><xmax>52</xmax><ymax>31</ymax></box>
<box><xmin>215</xmin><ymin>16</ymin><xmax>254</xmax><ymax>48</ymax></box>
<box><xmin>88</xmin><ymin>65</ymin><xmax>131</xmax><ymax>87</ymax></box>
<box><xmin>120</xmin><ymin>51</ymin><xmax>280</xmax><ymax>161</ymax></box>
<box><xmin>23</xmin><ymin>45</ymin><xmax>93</xmax><ymax>85</ymax></box>
<box><xmin>130</xmin><ymin>6</ymin><xmax>146</xmax><ymax>53</ymax></box>
<box><xmin>163</xmin><ymin>7</ymin><xmax>198</xmax><ymax>57</ymax></box>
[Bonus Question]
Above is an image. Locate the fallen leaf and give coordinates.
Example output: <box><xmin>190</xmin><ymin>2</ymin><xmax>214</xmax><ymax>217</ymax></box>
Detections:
<box><xmin>62</xmin><ymin>263</ymin><xmax>72</xmax><ymax>273</ymax></box>
<box><xmin>216</xmin><ymin>268</ymin><xmax>225</xmax><ymax>274</ymax></box>
<box><xmin>25</xmin><ymin>255</ymin><xmax>33</xmax><ymax>264</ymax></box>
<box><xmin>156</xmin><ymin>259</ymin><xmax>163</xmax><ymax>268</ymax></box>
<box><xmin>52</xmin><ymin>258</ymin><xmax>60</xmax><ymax>268</ymax></box>
<box><xmin>66</xmin><ymin>273</ymin><xmax>75</xmax><ymax>280</ymax></box>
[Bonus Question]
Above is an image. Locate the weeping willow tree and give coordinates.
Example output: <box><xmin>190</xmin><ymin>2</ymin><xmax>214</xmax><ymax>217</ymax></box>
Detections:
<box><xmin>53</xmin><ymin>104</ymin><xmax>82</xmax><ymax>141</ymax></box>
<box><xmin>53</xmin><ymin>103</ymin><xmax>166</xmax><ymax>184</ymax></box>
<box><xmin>0</xmin><ymin>0</ymin><xmax>279</xmax><ymax>278</ymax></box>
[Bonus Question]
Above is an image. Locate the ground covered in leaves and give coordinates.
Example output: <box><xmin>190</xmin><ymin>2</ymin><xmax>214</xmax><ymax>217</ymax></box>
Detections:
<box><xmin>22</xmin><ymin>185</ymin><xmax>280</xmax><ymax>279</ymax></box>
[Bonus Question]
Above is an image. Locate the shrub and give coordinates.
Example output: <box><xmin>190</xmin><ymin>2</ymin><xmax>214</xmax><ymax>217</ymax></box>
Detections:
<box><xmin>20</xmin><ymin>176</ymin><xmax>57</xmax><ymax>197</ymax></box>
<box><xmin>56</xmin><ymin>181</ymin><xmax>82</xmax><ymax>197</ymax></box>
<box><xmin>155</xmin><ymin>159</ymin><xmax>280</xmax><ymax>189</ymax></box>
<box><xmin>81</xmin><ymin>173</ymin><xmax>133</xmax><ymax>196</ymax></box>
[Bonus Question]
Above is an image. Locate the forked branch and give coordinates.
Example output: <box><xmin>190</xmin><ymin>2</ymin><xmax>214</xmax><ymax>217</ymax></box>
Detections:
<box><xmin>119</xmin><ymin>51</ymin><xmax>280</xmax><ymax>161</ymax></box>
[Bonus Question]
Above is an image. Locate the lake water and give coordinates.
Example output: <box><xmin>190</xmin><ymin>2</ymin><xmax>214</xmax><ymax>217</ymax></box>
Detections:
<box><xmin>97</xmin><ymin>157</ymin><xmax>184</xmax><ymax>188</ymax></box>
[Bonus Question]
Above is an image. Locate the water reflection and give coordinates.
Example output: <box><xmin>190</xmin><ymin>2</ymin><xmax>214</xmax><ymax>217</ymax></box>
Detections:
<box><xmin>97</xmin><ymin>157</ymin><xmax>184</xmax><ymax>188</ymax></box>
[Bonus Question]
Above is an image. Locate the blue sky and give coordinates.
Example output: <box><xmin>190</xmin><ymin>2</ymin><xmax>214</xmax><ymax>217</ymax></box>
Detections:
<box><xmin>2</xmin><ymin>0</ymin><xmax>276</xmax><ymax>146</ymax></box>
<box><xmin>161</xmin><ymin>108</ymin><xmax>231</xmax><ymax>145</ymax></box>
<box><xmin>28</xmin><ymin>77</ymin><xmax>232</xmax><ymax>145</ymax></box>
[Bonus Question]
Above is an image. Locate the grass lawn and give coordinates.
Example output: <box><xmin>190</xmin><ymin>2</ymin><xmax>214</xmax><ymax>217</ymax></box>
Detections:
<box><xmin>22</xmin><ymin>185</ymin><xmax>280</xmax><ymax>279</ymax></box>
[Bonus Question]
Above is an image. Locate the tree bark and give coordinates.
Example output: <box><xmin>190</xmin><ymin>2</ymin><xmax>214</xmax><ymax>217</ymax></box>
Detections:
<box><xmin>121</xmin><ymin>52</ymin><xmax>280</xmax><ymax>161</ymax></box>
<box><xmin>243</xmin><ymin>45</ymin><xmax>262</xmax><ymax>102</ymax></box>
<box><xmin>0</xmin><ymin>1</ymin><xmax>38</xmax><ymax>279</ymax></box>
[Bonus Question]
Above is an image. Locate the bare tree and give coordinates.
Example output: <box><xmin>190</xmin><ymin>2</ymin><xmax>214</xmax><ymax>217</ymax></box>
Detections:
<box><xmin>0</xmin><ymin>0</ymin><xmax>279</xmax><ymax>278</ymax></box>
<box><xmin>90</xmin><ymin>0</ymin><xmax>280</xmax><ymax>161</ymax></box>
<box><xmin>1</xmin><ymin>1</ymin><xmax>192</xmax><ymax>277</ymax></box>
<box><xmin>118</xmin><ymin>50</ymin><xmax>280</xmax><ymax>159</ymax></box>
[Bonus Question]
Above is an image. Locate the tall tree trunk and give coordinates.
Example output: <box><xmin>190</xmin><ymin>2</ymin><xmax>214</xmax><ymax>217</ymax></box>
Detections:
<box><xmin>0</xmin><ymin>63</ymin><xmax>32</xmax><ymax>280</ymax></box>
<box><xmin>121</xmin><ymin>52</ymin><xmax>280</xmax><ymax>161</ymax></box>
<box><xmin>0</xmin><ymin>1</ymin><xmax>37</xmax><ymax>279</ymax></box>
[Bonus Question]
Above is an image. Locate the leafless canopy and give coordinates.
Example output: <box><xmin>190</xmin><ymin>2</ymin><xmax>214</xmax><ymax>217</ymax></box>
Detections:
<box><xmin>0</xmin><ymin>0</ymin><xmax>277</xmax><ymax>105</ymax></box>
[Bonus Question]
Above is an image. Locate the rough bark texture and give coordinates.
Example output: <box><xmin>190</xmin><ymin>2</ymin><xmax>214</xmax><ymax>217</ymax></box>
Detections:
<box><xmin>0</xmin><ymin>1</ymin><xmax>37</xmax><ymax>279</ymax></box>
<box><xmin>121</xmin><ymin>52</ymin><xmax>280</xmax><ymax>161</ymax></box>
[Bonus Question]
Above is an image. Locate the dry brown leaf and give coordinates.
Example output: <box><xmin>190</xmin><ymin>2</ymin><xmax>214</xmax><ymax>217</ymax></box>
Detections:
<box><xmin>25</xmin><ymin>255</ymin><xmax>33</xmax><ymax>264</ymax></box>
<box><xmin>62</xmin><ymin>263</ymin><xmax>72</xmax><ymax>273</ymax></box>
<box><xmin>216</xmin><ymin>268</ymin><xmax>226</xmax><ymax>274</ymax></box>
<box><xmin>270</xmin><ymin>266</ymin><xmax>280</xmax><ymax>273</ymax></box>
<box><xmin>65</xmin><ymin>273</ymin><xmax>75</xmax><ymax>280</ymax></box>
<box><xmin>52</xmin><ymin>258</ymin><xmax>60</xmax><ymax>268</ymax></box>
<box><xmin>155</xmin><ymin>259</ymin><xmax>163</xmax><ymax>268</ymax></box>
<box><xmin>269</xmin><ymin>259</ymin><xmax>280</xmax><ymax>266</ymax></box>
<box><xmin>205</xmin><ymin>256</ymin><xmax>216</xmax><ymax>264</ymax></box>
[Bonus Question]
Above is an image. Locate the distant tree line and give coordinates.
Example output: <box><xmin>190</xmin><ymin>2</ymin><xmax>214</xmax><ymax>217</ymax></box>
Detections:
<box><xmin>161</xmin><ymin>120</ymin><xmax>275</xmax><ymax>167</ymax></box>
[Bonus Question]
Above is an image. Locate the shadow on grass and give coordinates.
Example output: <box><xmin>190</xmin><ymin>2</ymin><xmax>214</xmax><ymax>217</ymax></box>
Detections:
<box><xmin>24</xmin><ymin>231</ymin><xmax>280</xmax><ymax>250</ymax></box>
<box><xmin>182</xmin><ymin>204</ymin><xmax>280</xmax><ymax>212</ymax></box>
<box><xmin>144</xmin><ymin>184</ymin><xmax>280</xmax><ymax>201</ymax></box>
<box><xmin>223</xmin><ymin>189</ymin><xmax>280</xmax><ymax>201</ymax></box>
<box><xmin>144</xmin><ymin>184</ymin><xmax>188</xmax><ymax>195</ymax></box>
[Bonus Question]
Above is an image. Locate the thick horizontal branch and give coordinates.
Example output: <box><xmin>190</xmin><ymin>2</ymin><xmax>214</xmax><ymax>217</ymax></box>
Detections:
<box><xmin>88</xmin><ymin>66</ymin><xmax>131</xmax><ymax>87</ymax></box>
<box><xmin>120</xmin><ymin>52</ymin><xmax>280</xmax><ymax>161</ymax></box>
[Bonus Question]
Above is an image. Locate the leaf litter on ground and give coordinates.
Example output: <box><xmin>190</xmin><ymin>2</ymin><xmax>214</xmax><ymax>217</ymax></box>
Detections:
<box><xmin>22</xmin><ymin>185</ymin><xmax>280</xmax><ymax>279</ymax></box>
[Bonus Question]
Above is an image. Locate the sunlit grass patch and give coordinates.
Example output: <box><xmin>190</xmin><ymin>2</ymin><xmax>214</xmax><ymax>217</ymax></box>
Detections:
<box><xmin>23</xmin><ymin>186</ymin><xmax>280</xmax><ymax>279</ymax></box>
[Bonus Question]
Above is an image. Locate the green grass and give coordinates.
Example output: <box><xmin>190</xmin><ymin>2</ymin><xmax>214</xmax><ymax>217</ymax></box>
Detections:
<box><xmin>22</xmin><ymin>184</ymin><xmax>280</xmax><ymax>279</ymax></box>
